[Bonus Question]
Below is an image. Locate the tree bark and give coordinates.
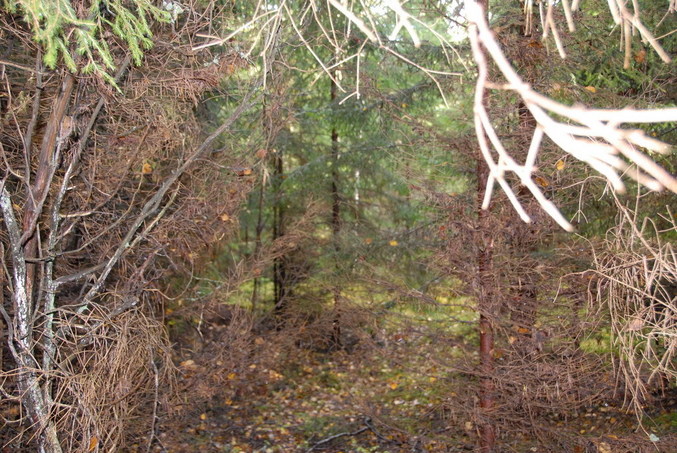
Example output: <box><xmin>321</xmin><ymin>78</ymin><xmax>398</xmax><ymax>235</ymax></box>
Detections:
<box><xmin>330</xmin><ymin>68</ymin><xmax>342</xmax><ymax>349</ymax></box>
<box><xmin>273</xmin><ymin>147</ymin><xmax>288</xmax><ymax>318</ymax></box>
<box><xmin>1</xmin><ymin>189</ymin><xmax>63</xmax><ymax>453</ymax></box>
<box><xmin>475</xmin><ymin>1</ymin><xmax>496</xmax><ymax>451</ymax></box>
<box><xmin>477</xmin><ymin>155</ymin><xmax>496</xmax><ymax>453</ymax></box>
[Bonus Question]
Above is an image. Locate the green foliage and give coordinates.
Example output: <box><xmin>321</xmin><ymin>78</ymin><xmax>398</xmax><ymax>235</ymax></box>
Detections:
<box><xmin>2</xmin><ymin>0</ymin><xmax>171</xmax><ymax>82</ymax></box>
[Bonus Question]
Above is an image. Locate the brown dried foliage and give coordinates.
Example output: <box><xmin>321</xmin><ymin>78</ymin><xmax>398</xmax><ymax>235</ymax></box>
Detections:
<box><xmin>591</xmin><ymin>198</ymin><xmax>676</xmax><ymax>414</ymax></box>
<box><xmin>0</xmin><ymin>2</ymin><xmax>256</xmax><ymax>451</ymax></box>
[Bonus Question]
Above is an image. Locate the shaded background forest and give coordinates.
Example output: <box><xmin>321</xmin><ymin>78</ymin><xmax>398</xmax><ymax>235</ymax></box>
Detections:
<box><xmin>1</xmin><ymin>1</ymin><xmax>676</xmax><ymax>452</ymax></box>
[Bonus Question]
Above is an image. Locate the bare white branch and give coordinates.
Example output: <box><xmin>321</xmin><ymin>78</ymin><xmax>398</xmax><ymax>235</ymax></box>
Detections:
<box><xmin>465</xmin><ymin>0</ymin><xmax>677</xmax><ymax>230</ymax></box>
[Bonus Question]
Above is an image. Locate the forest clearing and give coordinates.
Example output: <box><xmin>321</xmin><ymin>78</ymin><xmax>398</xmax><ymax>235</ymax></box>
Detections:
<box><xmin>1</xmin><ymin>1</ymin><xmax>676</xmax><ymax>452</ymax></box>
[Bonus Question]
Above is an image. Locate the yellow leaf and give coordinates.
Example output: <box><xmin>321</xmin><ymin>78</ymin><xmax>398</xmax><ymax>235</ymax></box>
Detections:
<box><xmin>142</xmin><ymin>162</ymin><xmax>153</xmax><ymax>174</ymax></box>
<box><xmin>389</xmin><ymin>240</ymin><xmax>398</xmax><ymax>246</ymax></box>
<box><xmin>220</xmin><ymin>214</ymin><xmax>230</xmax><ymax>222</ymax></box>
<box><xmin>517</xmin><ymin>327</ymin><xmax>530</xmax><ymax>334</ymax></box>
<box><xmin>364</xmin><ymin>238</ymin><xmax>373</xmax><ymax>244</ymax></box>
<box><xmin>254</xmin><ymin>337</ymin><xmax>265</xmax><ymax>345</ymax></box>
<box><xmin>584</xmin><ymin>86</ymin><xmax>597</xmax><ymax>93</ymax></box>
<box><xmin>556</xmin><ymin>159</ymin><xmax>565</xmax><ymax>171</ymax></box>
<box><xmin>88</xmin><ymin>436</ymin><xmax>98</xmax><ymax>452</ymax></box>
<box><xmin>508</xmin><ymin>336</ymin><xmax>517</xmax><ymax>345</ymax></box>
<box><xmin>534</xmin><ymin>176</ymin><xmax>550</xmax><ymax>188</ymax></box>
<box><xmin>389</xmin><ymin>382</ymin><xmax>398</xmax><ymax>390</ymax></box>
<box><xmin>428</xmin><ymin>376</ymin><xmax>437</xmax><ymax>383</ymax></box>
<box><xmin>227</xmin><ymin>372</ymin><xmax>237</xmax><ymax>380</ymax></box>
<box><xmin>200</xmin><ymin>413</ymin><xmax>207</xmax><ymax>420</ymax></box>
<box><xmin>224</xmin><ymin>398</ymin><xmax>233</xmax><ymax>405</ymax></box>
<box><xmin>242</xmin><ymin>168</ymin><xmax>253</xmax><ymax>176</ymax></box>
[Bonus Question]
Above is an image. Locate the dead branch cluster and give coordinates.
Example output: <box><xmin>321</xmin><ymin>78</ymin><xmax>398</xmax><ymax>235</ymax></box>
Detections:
<box><xmin>0</xmin><ymin>2</ymin><xmax>259</xmax><ymax>450</ymax></box>
<box><xmin>591</xmin><ymin>198</ymin><xmax>676</xmax><ymax>414</ymax></box>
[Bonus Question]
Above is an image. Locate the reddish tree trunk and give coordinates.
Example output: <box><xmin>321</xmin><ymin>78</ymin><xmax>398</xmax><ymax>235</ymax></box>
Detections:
<box><xmin>477</xmin><ymin>156</ymin><xmax>496</xmax><ymax>452</ymax></box>
<box><xmin>475</xmin><ymin>1</ymin><xmax>496</xmax><ymax>451</ymax></box>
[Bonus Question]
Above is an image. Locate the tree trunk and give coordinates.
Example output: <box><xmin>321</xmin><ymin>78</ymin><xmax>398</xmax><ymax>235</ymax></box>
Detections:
<box><xmin>475</xmin><ymin>1</ymin><xmax>496</xmax><ymax>451</ymax></box>
<box><xmin>273</xmin><ymin>148</ymin><xmax>287</xmax><ymax>319</ymax></box>
<box><xmin>250</xmin><ymin>181</ymin><xmax>266</xmax><ymax>313</ymax></box>
<box><xmin>330</xmin><ymin>68</ymin><xmax>342</xmax><ymax>349</ymax></box>
<box><xmin>477</xmin><ymin>155</ymin><xmax>496</xmax><ymax>453</ymax></box>
<box><xmin>1</xmin><ymin>190</ymin><xmax>63</xmax><ymax>453</ymax></box>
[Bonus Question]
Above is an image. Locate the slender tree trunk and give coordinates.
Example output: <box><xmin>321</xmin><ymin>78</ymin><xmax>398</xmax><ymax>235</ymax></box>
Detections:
<box><xmin>477</xmin><ymin>156</ymin><xmax>496</xmax><ymax>452</ymax></box>
<box><xmin>475</xmin><ymin>1</ymin><xmax>496</xmax><ymax>451</ymax></box>
<box><xmin>273</xmin><ymin>148</ymin><xmax>287</xmax><ymax>319</ymax></box>
<box><xmin>10</xmin><ymin>73</ymin><xmax>75</xmax><ymax>453</ymax></box>
<box><xmin>1</xmin><ymin>191</ymin><xmax>63</xmax><ymax>453</ymax></box>
<box><xmin>22</xmin><ymin>74</ymin><xmax>75</xmax><ymax>303</ymax></box>
<box><xmin>251</xmin><ymin>181</ymin><xmax>265</xmax><ymax>313</ymax></box>
<box><xmin>330</xmin><ymin>69</ymin><xmax>342</xmax><ymax>349</ymax></box>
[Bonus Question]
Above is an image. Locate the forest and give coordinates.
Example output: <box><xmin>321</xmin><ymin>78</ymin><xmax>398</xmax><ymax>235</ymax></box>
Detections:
<box><xmin>0</xmin><ymin>1</ymin><xmax>676</xmax><ymax>452</ymax></box>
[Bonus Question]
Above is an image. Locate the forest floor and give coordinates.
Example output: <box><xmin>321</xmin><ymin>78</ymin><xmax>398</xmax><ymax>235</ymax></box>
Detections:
<box><xmin>137</xmin><ymin>305</ymin><xmax>677</xmax><ymax>453</ymax></box>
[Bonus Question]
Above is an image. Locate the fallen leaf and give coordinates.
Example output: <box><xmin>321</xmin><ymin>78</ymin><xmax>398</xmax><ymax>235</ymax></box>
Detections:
<box><xmin>534</xmin><ymin>176</ymin><xmax>550</xmax><ymax>187</ymax></box>
<box><xmin>584</xmin><ymin>85</ymin><xmax>597</xmax><ymax>93</ymax></box>
<box><xmin>180</xmin><ymin>359</ymin><xmax>196</xmax><ymax>369</ymax></box>
<box><xmin>88</xmin><ymin>437</ymin><xmax>98</xmax><ymax>452</ymax></box>
<box><xmin>142</xmin><ymin>162</ymin><xmax>153</xmax><ymax>174</ymax></box>
<box><xmin>556</xmin><ymin>159</ymin><xmax>565</xmax><ymax>171</ymax></box>
<box><xmin>597</xmin><ymin>442</ymin><xmax>611</xmax><ymax>453</ymax></box>
<box><xmin>389</xmin><ymin>240</ymin><xmax>398</xmax><ymax>246</ymax></box>
<box><xmin>200</xmin><ymin>413</ymin><xmax>207</xmax><ymax>420</ymax></box>
<box><xmin>227</xmin><ymin>372</ymin><xmax>237</xmax><ymax>380</ymax></box>
<box><xmin>254</xmin><ymin>337</ymin><xmax>265</xmax><ymax>345</ymax></box>
<box><xmin>220</xmin><ymin>213</ymin><xmax>230</xmax><ymax>222</ymax></box>
<box><xmin>255</xmin><ymin>148</ymin><xmax>268</xmax><ymax>159</ymax></box>
<box><xmin>508</xmin><ymin>336</ymin><xmax>517</xmax><ymax>344</ymax></box>
<box><xmin>389</xmin><ymin>382</ymin><xmax>398</xmax><ymax>390</ymax></box>
<box><xmin>634</xmin><ymin>49</ymin><xmax>646</xmax><ymax>64</ymax></box>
